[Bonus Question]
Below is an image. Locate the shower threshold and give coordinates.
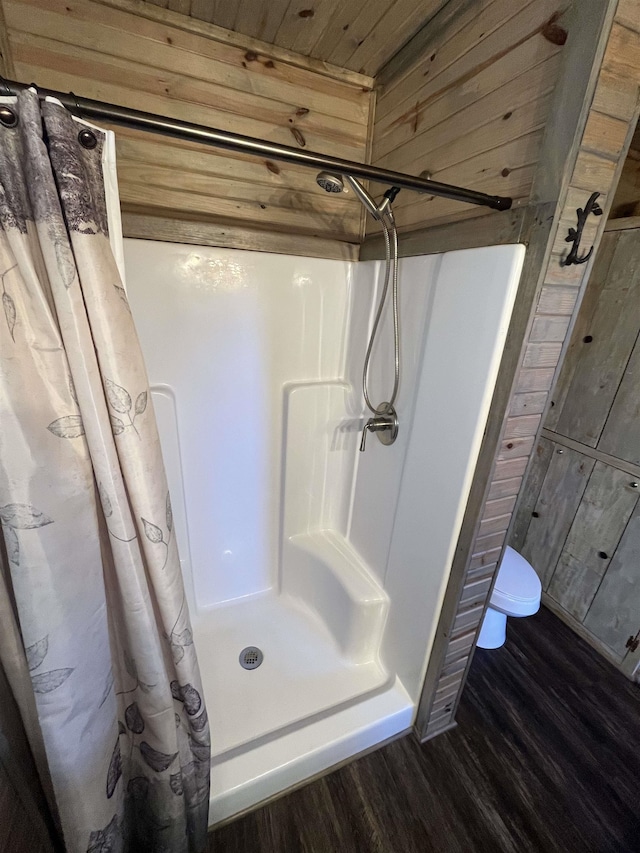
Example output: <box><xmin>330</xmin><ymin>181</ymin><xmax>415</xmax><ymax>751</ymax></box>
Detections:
<box><xmin>193</xmin><ymin>590</ymin><xmax>413</xmax><ymax>824</ymax></box>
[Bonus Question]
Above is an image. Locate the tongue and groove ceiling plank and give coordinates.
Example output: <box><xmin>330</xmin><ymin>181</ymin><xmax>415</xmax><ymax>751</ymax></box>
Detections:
<box><xmin>139</xmin><ymin>0</ymin><xmax>449</xmax><ymax>75</ymax></box>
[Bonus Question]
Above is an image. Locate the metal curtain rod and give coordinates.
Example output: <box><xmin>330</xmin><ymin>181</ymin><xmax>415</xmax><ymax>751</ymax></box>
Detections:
<box><xmin>1</xmin><ymin>78</ymin><xmax>512</xmax><ymax>212</ymax></box>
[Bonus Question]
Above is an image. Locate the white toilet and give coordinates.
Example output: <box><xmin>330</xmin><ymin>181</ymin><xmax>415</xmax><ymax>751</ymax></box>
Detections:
<box><xmin>477</xmin><ymin>546</ymin><xmax>542</xmax><ymax>649</ymax></box>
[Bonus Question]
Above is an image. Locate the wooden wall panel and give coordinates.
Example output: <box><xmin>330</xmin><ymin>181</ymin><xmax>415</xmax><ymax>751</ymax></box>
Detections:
<box><xmin>417</xmin><ymin>0</ymin><xmax>640</xmax><ymax>738</ymax></box>
<box><xmin>157</xmin><ymin>0</ymin><xmax>449</xmax><ymax>76</ymax></box>
<box><xmin>547</xmin><ymin>462</ymin><xmax>638</xmax><ymax>620</ymax></box>
<box><xmin>2</xmin><ymin>0</ymin><xmax>373</xmax><ymax>255</ymax></box>
<box><xmin>369</xmin><ymin>0</ymin><xmax>567</xmax><ymax>233</ymax></box>
<box><xmin>522</xmin><ymin>447</ymin><xmax>595</xmax><ymax>586</ymax></box>
<box><xmin>584</xmin><ymin>506</ymin><xmax>640</xmax><ymax>658</ymax></box>
<box><xmin>599</xmin><ymin>336</ymin><xmax>640</xmax><ymax>465</ymax></box>
<box><xmin>554</xmin><ymin>231</ymin><xmax>640</xmax><ymax>446</ymax></box>
<box><xmin>518</xmin><ymin>221</ymin><xmax>640</xmax><ymax>676</ymax></box>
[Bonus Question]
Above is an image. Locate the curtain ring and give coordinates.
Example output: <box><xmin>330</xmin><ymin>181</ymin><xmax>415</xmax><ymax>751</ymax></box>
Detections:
<box><xmin>0</xmin><ymin>76</ymin><xmax>18</xmax><ymax>127</ymax></box>
<box><xmin>68</xmin><ymin>90</ymin><xmax>97</xmax><ymax>149</ymax></box>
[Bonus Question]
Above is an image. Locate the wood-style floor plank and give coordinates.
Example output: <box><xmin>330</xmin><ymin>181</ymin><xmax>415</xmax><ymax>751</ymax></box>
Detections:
<box><xmin>210</xmin><ymin>606</ymin><xmax>640</xmax><ymax>852</ymax></box>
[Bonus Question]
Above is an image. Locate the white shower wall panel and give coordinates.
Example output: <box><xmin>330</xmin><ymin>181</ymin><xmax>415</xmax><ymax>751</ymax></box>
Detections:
<box><xmin>123</xmin><ymin>241</ymin><xmax>353</xmax><ymax>609</ymax></box>
<box><xmin>345</xmin><ymin>254</ymin><xmax>441</xmax><ymax>585</ymax></box>
<box><xmin>374</xmin><ymin>247</ymin><xmax>524</xmax><ymax>701</ymax></box>
<box><xmin>124</xmin><ymin>238</ymin><xmax>524</xmax><ymax>821</ymax></box>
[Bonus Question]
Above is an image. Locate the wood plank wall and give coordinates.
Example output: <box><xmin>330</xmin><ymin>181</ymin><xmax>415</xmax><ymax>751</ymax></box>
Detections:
<box><xmin>0</xmin><ymin>0</ymin><xmax>374</xmax><ymax>258</ymax></box>
<box><xmin>418</xmin><ymin>1</ymin><xmax>640</xmax><ymax>739</ymax></box>
<box><xmin>147</xmin><ymin>0</ymin><xmax>449</xmax><ymax>78</ymax></box>
<box><xmin>512</xmin><ymin>226</ymin><xmax>640</xmax><ymax>679</ymax></box>
<box><xmin>369</xmin><ymin>0</ymin><xmax>568</xmax><ymax>233</ymax></box>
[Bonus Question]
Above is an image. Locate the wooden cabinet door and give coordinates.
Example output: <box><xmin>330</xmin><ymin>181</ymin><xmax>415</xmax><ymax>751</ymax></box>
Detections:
<box><xmin>584</xmin><ymin>504</ymin><xmax>640</xmax><ymax>659</ymax></box>
<box><xmin>547</xmin><ymin>461</ymin><xmax>639</xmax><ymax>622</ymax></box>
<box><xmin>522</xmin><ymin>444</ymin><xmax>594</xmax><ymax>588</ymax></box>
<box><xmin>553</xmin><ymin>230</ymin><xmax>640</xmax><ymax>446</ymax></box>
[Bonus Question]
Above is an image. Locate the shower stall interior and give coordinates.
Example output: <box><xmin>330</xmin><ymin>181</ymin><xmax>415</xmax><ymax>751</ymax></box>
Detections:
<box><xmin>124</xmin><ymin>238</ymin><xmax>525</xmax><ymax>823</ymax></box>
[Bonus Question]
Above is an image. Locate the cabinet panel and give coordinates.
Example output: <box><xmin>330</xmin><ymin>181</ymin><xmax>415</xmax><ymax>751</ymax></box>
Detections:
<box><xmin>547</xmin><ymin>462</ymin><xmax>639</xmax><ymax>620</ymax></box>
<box><xmin>546</xmin><ymin>231</ymin><xmax>617</xmax><ymax>430</ymax></box>
<box><xmin>510</xmin><ymin>437</ymin><xmax>553</xmax><ymax>551</ymax></box>
<box><xmin>598</xmin><ymin>333</ymin><xmax>640</xmax><ymax>465</ymax></box>
<box><xmin>584</xmin><ymin>506</ymin><xmax>640</xmax><ymax>658</ymax></box>
<box><xmin>522</xmin><ymin>447</ymin><xmax>595</xmax><ymax>587</ymax></box>
<box><xmin>555</xmin><ymin>230</ymin><xmax>640</xmax><ymax>445</ymax></box>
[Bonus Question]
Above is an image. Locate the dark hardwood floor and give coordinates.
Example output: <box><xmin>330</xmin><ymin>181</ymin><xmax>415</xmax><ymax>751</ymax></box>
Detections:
<box><xmin>210</xmin><ymin>606</ymin><xmax>640</xmax><ymax>852</ymax></box>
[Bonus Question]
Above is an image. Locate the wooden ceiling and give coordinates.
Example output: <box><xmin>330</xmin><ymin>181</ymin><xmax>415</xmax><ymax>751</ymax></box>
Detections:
<box><xmin>142</xmin><ymin>0</ymin><xmax>448</xmax><ymax>75</ymax></box>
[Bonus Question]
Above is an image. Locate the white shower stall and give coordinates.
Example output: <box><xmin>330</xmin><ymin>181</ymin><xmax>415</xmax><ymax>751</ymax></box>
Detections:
<box><xmin>123</xmin><ymin>239</ymin><xmax>524</xmax><ymax>823</ymax></box>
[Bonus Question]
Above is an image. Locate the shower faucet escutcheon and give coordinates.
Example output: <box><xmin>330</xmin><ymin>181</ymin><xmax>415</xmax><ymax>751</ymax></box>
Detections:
<box><xmin>359</xmin><ymin>403</ymin><xmax>398</xmax><ymax>452</ymax></box>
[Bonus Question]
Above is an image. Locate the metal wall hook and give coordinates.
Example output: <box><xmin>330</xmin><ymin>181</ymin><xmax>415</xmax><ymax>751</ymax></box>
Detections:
<box><xmin>0</xmin><ymin>75</ymin><xmax>12</xmax><ymax>97</ymax></box>
<box><xmin>563</xmin><ymin>191</ymin><xmax>603</xmax><ymax>266</ymax></box>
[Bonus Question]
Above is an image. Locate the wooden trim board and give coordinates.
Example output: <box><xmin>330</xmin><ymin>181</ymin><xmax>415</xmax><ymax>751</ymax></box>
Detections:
<box><xmin>605</xmin><ymin>215</ymin><xmax>640</xmax><ymax>231</ymax></box>
<box><xmin>121</xmin><ymin>211</ymin><xmax>360</xmax><ymax>261</ymax></box>
<box><xmin>541</xmin><ymin>427</ymin><xmax>640</xmax><ymax>480</ymax></box>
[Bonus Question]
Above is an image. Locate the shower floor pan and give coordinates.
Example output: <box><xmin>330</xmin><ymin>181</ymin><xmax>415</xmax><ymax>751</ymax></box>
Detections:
<box><xmin>194</xmin><ymin>590</ymin><xmax>413</xmax><ymax>824</ymax></box>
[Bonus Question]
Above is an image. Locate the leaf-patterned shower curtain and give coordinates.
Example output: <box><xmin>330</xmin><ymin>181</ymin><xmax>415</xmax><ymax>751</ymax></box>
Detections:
<box><xmin>0</xmin><ymin>90</ymin><xmax>210</xmax><ymax>852</ymax></box>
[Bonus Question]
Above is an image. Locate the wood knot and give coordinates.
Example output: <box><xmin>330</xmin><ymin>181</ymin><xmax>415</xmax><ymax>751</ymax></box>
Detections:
<box><xmin>541</xmin><ymin>12</ymin><xmax>567</xmax><ymax>46</ymax></box>
<box><xmin>244</xmin><ymin>51</ymin><xmax>258</xmax><ymax>62</ymax></box>
<box><xmin>290</xmin><ymin>127</ymin><xmax>306</xmax><ymax>147</ymax></box>
<box><xmin>264</xmin><ymin>60</ymin><xmax>275</xmax><ymax>69</ymax></box>
<box><xmin>298</xmin><ymin>8</ymin><xmax>314</xmax><ymax>17</ymax></box>
<box><xmin>265</xmin><ymin>161</ymin><xmax>280</xmax><ymax>175</ymax></box>
<box><xmin>501</xmin><ymin>168</ymin><xmax>511</xmax><ymax>177</ymax></box>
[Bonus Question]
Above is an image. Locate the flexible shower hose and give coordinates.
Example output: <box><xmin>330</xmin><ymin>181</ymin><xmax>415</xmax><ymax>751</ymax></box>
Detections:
<box><xmin>362</xmin><ymin>208</ymin><xmax>400</xmax><ymax>414</ymax></box>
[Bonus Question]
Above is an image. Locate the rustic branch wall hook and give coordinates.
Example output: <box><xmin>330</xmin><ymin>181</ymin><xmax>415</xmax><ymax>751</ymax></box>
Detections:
<box><xmin>563</xmin><ymin>191</ymin><xmax>603</xmax><ymax>266</ymax></box>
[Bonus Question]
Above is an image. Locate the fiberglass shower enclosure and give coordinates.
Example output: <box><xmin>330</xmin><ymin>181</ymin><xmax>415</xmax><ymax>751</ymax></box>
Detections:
<box><xmin>124</xmin><ymin>238</ymin><xmax>524</xmax><ymax>823</ymax></box>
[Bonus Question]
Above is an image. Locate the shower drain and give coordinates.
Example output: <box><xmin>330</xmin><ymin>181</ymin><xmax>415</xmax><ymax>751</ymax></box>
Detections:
<box><xmin>239</xmin><ymin>646</ymin><xmax>263</xmax><ymax>670</ymax></box>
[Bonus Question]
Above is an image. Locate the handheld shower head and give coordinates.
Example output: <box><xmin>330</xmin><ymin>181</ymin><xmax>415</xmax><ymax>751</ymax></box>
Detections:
<box><xmin>344</xmin><ymin>174</ymin><xmax>381</xmax><ymax>221</ymax></box>
<box><xmin>316</xmin><ymin>172</ymin><xmax>345</xmax><ymax>193</ymax></box>
<box><xmin>316</xmin><ymin>171</ymin><xmax>382</xmax><ymax>220</ymax></box>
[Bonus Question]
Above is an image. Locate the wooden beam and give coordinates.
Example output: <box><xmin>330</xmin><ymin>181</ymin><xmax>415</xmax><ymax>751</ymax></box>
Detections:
<box><xmin>375</xmin><ymin>0</ymin><xmax>475</xmax><ymax>90</ymax></box>
<box><xmin>531</xmin><ymin>0</ymin><xmax>618</xmax><ymax>204</ymax></box>
<box><xmin>605</xmin><ymin>215</ymin><xmax>640</xmax><ymax>231</ymax></box>
<box><xmin>121</xmin><ymin>211</ymin><xmax>360</xmax><ymax>261</ymax></box>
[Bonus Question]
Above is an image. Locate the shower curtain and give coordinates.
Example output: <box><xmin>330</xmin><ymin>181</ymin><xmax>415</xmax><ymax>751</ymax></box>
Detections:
<box><xmin>0</xmin><ymin>90</ymin><xmax>210</xmax><ymax>852</ymax></box>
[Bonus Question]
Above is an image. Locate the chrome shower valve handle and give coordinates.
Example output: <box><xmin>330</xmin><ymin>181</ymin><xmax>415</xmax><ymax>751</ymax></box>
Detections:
<box><xmin>359</xmin><ymin>403</ymin><xmax>398</xmax><ymax>452</ymax></box>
